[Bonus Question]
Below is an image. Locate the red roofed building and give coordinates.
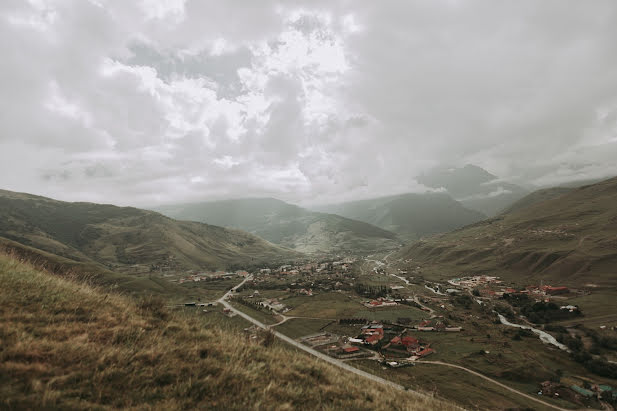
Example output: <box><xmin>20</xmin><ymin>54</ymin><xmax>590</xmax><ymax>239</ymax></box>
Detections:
<box><xmin>365</xmin><ymin>334</ymin><xmax>383</xmax><ymax>345</ymax></box>
<box><xmin>401</xmin><ymin>336</ymin><xmax>419</xmax><ymax>347</ymax></box>
<box><xmin>343</xmin><ymin>347</ymin><xmax>359</xmax><ymax>353</ymax></box>
<box><xmin>417</xmin><ymin>348</ymin><xmax>434</xmax><ymax>357</ymax></box>
<box><xmin>544</xmin><ymin>286</ymin><xmax>569</xmax><ymax>295</ymax></box>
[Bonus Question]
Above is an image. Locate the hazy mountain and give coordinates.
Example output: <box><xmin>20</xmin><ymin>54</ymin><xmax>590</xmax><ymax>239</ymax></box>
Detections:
<box><xmin>154</xmin><ymin>198</ymin><xmax>400</xmax><ymax>255</ymax></box>
<box><xmin>0</xmin><ymin>189</ymin><xmax>297</xmax><ymax>271</ymax></box>
<box><xmin>312</xmin><ymin>192</ymin><xmax>486</xmax><ymax>241</ymax></box>
<box><xmin>397</xmin><ymin>176</ymin><xmax>617</xmax><ymax>286</ymax></box>
<box><xmin>416</xmin><ymin>164</ymin><xmax>529</xmax><ymax>216</ymax></box>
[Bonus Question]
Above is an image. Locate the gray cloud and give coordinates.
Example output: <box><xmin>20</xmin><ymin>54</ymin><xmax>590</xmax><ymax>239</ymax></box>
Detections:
<box><xmin>0</xmin><ymin>0</ymin><xmax>616</xmax><ymax>207</ymax></box>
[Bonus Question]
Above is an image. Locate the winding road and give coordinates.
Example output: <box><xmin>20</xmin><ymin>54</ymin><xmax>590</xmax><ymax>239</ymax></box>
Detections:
<box><xmin>217</xmin><ymin>276</ymin><xmax>430</xmax><ymax>399</ymax></box>
<box><xmin>415</xmin><ymin>361</ymin><xmax>569</xmax><ymax>411</ymax></box>
<box><xmin>218</xmin><ymin>275</ymin><xmax>570</xmax><ymax>411</ymax></box>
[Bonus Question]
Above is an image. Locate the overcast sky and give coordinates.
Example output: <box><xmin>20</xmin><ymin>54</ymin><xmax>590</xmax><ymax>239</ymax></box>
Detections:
<box><xmin>1</xmin><ymin>1</ymin><xmax>617</xmax><ymax>207</ymax></box>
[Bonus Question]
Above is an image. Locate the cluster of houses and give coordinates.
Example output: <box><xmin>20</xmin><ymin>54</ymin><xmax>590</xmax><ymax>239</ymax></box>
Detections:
<box><xmin>364</xmin><ymin>298</ymin><xmax>398</xmax><ymax>308</ymax></box>
<box><xmin>258</xmin><ymin>259</ymin><xmax>354</xmax><ymax>277</ymax></box>
<box><xmin>448</xmin><ymin>275</ymin><xmax>572</xmax><ymax>300</ymax></box>
<box><xmin>540</xmin><ymin>380</ymin><xmax>616</xmax><ymax>405</ymax></box>
<box><xmin>258</xmin><ymin>298</ymin><xmax>287</xmax><ymax>312</ymax></box>
<box><xmin>346</xmin><ymin>323</ymin><xmax>436</xmax><ymax>361</ymax></box>
<box><xmin>448</xmin><ymin>275</ymin><xmax>501</xmax><ymax>289</ymax></box>
<box><xmin>174</xmin><ymin>270</ymin><xmax>248</xmax><ymax>284</ymax></box>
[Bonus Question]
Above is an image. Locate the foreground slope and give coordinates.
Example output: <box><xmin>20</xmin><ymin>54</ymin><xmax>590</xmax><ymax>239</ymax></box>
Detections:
<box><xmin>398</xmin><ymin>176</ymin><xmax>617</xmax><ymax>286</ymax></box>
<box><xmin>155</xmin><ymin>198</ymin><xmax>400</xmax><ymax>255</ymax></box>
<box><xmin>0</xmin><ymin>189</ymin><xmax>298</xmax><ymax>271</ymax></box>
<box><xmin>0</xmin><ymin>254</ymin><xmax>454</xmax><ymax>410</ymax></box>
<box><xmin>315</xmin><ymin>192</ymin><xmax>485</xmax><ymax>241</ymax></box>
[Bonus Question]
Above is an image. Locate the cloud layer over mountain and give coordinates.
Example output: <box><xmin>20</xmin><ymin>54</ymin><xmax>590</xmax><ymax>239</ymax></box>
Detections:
<box><xmin>1</xmin><ymin>1</ymin><xmax>616</xmax><ymax>206</ymax></box>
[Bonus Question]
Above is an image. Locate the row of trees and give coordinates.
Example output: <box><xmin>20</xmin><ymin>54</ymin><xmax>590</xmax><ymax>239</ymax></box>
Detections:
<box><xmin>353</xmin><ymin>283</ymin><xmax>390</xmax><ymax>298</ymax></box>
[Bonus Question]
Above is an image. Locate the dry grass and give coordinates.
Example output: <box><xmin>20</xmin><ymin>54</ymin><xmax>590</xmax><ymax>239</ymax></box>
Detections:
<box><xmin>0</xmin><ymin>253</ymin><xmax>456</xmax><ymax>410</ymax></box>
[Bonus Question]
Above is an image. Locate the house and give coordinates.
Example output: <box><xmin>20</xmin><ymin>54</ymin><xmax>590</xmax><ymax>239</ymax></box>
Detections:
<box><xmin>365</xmin><ymin>334</ymin><xmax>382</xmax><ymax>345</ymax></box>
<box><xmin>544</xmin><ymin>286</ymin><xmax>569</xmax><ymax>295</ymax></box>
<box><xmin>416</xmin><ymin>348</ymin><xmax>434</xmax><ymax>358</ymax></box>
<box><xmin>401</xmin><ymin>336</ymin><xmax>419</xmax><ymax>347</ymax></box>
<box><xmin>342</xmin><ymin>346</ymin><xmax>360</xmax><ymax>353</ymax></box>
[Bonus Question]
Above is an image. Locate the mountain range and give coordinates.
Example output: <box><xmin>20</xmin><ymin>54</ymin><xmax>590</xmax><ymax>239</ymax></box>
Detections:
<box><xmin>397</xmin><ymin>176</ymin><xmax>617</xmax><ymax>287</ymax></box>
<box><xmin>0</xmin><ymin>189</ymin><xmax>298</xmax><ymax>272</ymax></box>
<box><xmin>313</xmin><ymin>192</ymin><xmax>486</xmax><ymax>241</ymax></box>
<box><xmin>155</xmin><ymin>198</ymin><xmax>400</xmax><ymax>255</ymax></box>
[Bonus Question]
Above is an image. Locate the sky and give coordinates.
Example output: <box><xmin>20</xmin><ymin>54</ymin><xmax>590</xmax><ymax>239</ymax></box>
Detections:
<box><xmin>1</xmin><ymin>0</ymin><xmax>617</xmax><ymax>207</ymax></box>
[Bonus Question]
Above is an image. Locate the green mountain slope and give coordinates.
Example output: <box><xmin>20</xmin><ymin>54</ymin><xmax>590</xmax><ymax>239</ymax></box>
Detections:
<box><xmin>0</xmin><ymin>189</ymin><xmax>298</xmax><ymax>271</ymax></box>
<box><xmin>314</xmin><ymin>192</ymin><xmax>486</xmax><ymax>241</ymax></box>
<box><xmin>155</xmin><ymin>198</ymin><xmax>400</xmax><ymax>255</ymax></box>
<box><xmin>0</xmin><ymin>254</ymin><xmax>454</xmax><ymax>410</ymax></box>
<box><xmin>417</xmin><ymin>164</ymin><xmax>529</xmax><ymax>216</ymax></box>
<box><xmin>397</xmin><ymin>176</ymin><xmax>617</xmax><ymax>286</ymax></box>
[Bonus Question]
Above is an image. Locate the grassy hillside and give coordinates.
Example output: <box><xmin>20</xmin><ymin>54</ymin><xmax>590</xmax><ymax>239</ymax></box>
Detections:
<box><xmin>397</xmin><ymin>176</ymin><xmax>617</xmax><ymax>287</ymax></box>
<box><xmin>0</xmin><ymin>190</ymin><xmax>299</xmax><ymax>271</ymax></box>
<box><xmin>315</xmin><ymin>192</ymin><xmax>485</xmax><ymax>241</ymax></box>
<box><xmin>0</xmin><ymin>254</ymin><xmax>455</xmax><ymax>410</ymax></box>
<box><xmin>501</xmin><ymin>187</ymin><xmax>574</xmax><ymax>215</ymax></box>
<box><xmin>155</xmin><ymin>198</ymin><xmax>400</xmax><ymax>255</ymax></box>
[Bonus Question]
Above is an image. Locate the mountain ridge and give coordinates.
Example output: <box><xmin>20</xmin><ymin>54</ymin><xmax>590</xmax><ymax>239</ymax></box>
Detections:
<box><xmin>0</xmin><ymin>189</ymin><xmax>299</xmax><ymax>271</ymax></box>
<box><xmin>313</xmin><ymin>191</ymin><xmax>486</xmax><ymax>241</ymax></box>
<box><xmin>155</xmin><ymin>198</ymin><xmax>400</xmax><ymax>255</ymax></box>
<box><xmin>396</xmin><ymin>176</ymin><xmax>617</xmax><ymax>287</ymax></box>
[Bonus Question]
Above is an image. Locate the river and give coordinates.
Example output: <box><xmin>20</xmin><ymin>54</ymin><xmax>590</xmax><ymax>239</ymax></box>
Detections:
<box><xmin>497</xmin><ymin>313</ymin><xmax>570</xmax><ymax>352</ymax></box>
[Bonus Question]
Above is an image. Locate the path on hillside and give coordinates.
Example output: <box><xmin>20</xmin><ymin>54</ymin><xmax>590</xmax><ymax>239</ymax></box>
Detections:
<box><xmin>218</xmin><ymin>290</ymin><xmax>428</xmax><ymax>398</ymax></box>
<box><xmin>415</xmin><ymin>361</ymin><xmax>569</xmax><ymax>411</ymax></box>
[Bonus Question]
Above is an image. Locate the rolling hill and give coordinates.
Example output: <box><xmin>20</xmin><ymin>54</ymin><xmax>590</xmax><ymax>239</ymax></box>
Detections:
<box><xmin>0</xmin><ymin>189</ymin><xmax>298</xmax><ymax>271</ymax></box>
<box><xmin>0</xmin><ymin>253</ymin><xmax>454</xmax><ymax>410</ymax></box>
<box><xmin>313</xmin><ymin>192</ymin><xmax>486</xmax><ymax>241</ymax></box>
<box><xmin>416</xmin><ymin>164</ymin><xmax>529</xmax><ymax>216</ymax></box>
<box><xmin>155</xmin><ymin>198</ymin><xmax>400</xmax><ymax>255</ymax></box>
<box><xmin>397</xmin><ymin>176</ymin><xmax>617</xmax><ymax>287</ymax></box>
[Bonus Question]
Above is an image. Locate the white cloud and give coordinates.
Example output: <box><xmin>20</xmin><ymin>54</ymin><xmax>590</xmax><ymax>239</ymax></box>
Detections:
<box><xmin>0</xmin><ymin>0</ymin><xmax>616</xmax><ymax>207</ymax></box>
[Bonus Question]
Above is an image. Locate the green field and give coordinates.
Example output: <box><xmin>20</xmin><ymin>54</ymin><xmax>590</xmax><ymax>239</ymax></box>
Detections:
<box><xmin>229</xmin><ymin>301</ymin><xmax>279</xmax><ymax>325</ymax></box>
<box><xmin>353</xmin><ymin>360</ymin><xmax>569</xmax><ymax>411</ymax></box>
<box><xmin>558</xmin><ymin>290</ymin><xmax>617</xmax><ymax>327</ymax></box>
<box><xmin>352</xmin><ymin>306</ymin><xmax>428</xmax><ymax>322</ymax></box>
<box><xmin>284</xmin><ymin>292</ymin><xmax>364</xmax><ymax>318</ymax></box>
<box><xmin>275</xmin><ymin>318</ymin><xmax>334</xmax><ymax>339</ymax></box>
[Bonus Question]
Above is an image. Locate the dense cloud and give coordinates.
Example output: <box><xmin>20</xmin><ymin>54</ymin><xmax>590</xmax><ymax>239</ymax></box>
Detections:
<box><xmin>1</xmin><ymin>0</ymin><xmax>616</xmax><ymax>206</ymax></box>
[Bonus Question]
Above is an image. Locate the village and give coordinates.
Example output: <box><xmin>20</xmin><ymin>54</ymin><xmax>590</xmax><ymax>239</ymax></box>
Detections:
<box><xmin>168</xmin><ymin>254</ymin><xmax>615</xmax><ymax>410</ymax></box>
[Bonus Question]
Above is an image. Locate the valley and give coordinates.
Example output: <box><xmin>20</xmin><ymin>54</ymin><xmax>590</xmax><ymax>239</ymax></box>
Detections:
<box><xmin>2</xmin><ymin>177</ymin><xmax>617</xmax><ymax>410</ymax></box>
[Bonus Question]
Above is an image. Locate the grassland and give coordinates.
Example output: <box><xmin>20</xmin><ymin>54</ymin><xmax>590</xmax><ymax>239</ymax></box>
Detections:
<box><xmin>275</xmin><ymin>318</ymin><xmax>334</xmax><ymax>339</ymax></box>
<box><xmin>284</xmin><ymin>292</ymin><xmax>365</xmax><ymax>318</ymax></box>
<box><xmin>353</xmin><ymin>360</ymin><xmax>564</xmax><ymax>411</ymax></box>
<box><xmin>0</xmin><ymin>253</ymin><xmax>456</xmax><ymax>410</ymax></box>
